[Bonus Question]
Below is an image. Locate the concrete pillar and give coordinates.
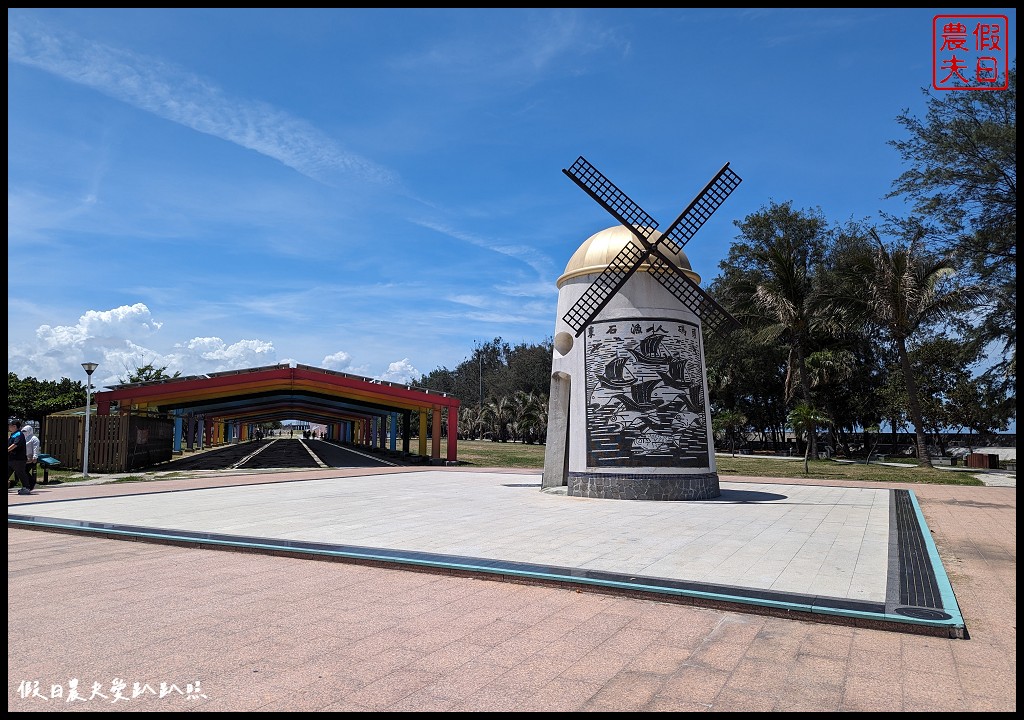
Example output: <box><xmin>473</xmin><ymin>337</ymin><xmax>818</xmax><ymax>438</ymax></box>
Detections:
<box><xmin>418</xmin><ymin>409</ymin><xmax>428</xmax><ymax>457</ymax></box>
<box><xmin>402</xmin><ymin>410</ymin><xmax>411</xmax><ymax>454</ymax></box>
<box><xmin>173</xmin><ymin>410</ymin><xmax>183</xmax><ymax>454</ymax></box>
<box><xmin>542</xmin><ymin>371</ymin><xmax>571</xmax><ymax>489</ymax></box>
<box><xmin>446</xmin><ymin>407</ymin><xmax>458</xmax><ymax>462</ymax></box>
<box><xmin>431</xmin><ymin>407</ymin><xmax>442</xmax><ymax>460</ymax></box>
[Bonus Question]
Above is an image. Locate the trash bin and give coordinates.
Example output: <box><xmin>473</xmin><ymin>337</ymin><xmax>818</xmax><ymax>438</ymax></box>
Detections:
<box><xmin>966</xmin><ymin>452</ymin><xmax>1001</xmax><ymax>469</ymax></box>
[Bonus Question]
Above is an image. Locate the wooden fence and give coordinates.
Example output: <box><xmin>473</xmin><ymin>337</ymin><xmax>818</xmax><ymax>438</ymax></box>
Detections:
<box><xmin>42</xmin><ymin>414</ymin><xmax>175</xmax><ymax>474</ymax></box>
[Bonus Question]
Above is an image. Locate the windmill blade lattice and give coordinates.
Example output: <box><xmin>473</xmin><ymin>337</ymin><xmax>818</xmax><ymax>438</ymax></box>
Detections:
<box><xmin>563</xmin><ymin>157</ymin><xmax>659</xmax><ymax>244</ymax></box>
<box><xmin>646</xmin><ymin>251</ymin><xmax>740</xmax><ymax>335</ymax></box>
<box><xmin>657</xmin><ymin>163</ymin><xmax>742</xmax><ymax>255</ymax></box>
<box><xmin>565</xmin><ymin>237</ymin><xmax>651</xmax><ymax>335</ymax></box>
<box><xmin>561</xmin><ymin>238</ymin><xmax>647</xmax><ymax>336</ymax></box>
<box><xmin>561</xmin><ymin>156</ymin><xmax>742</xmax><ymax>337</ymax></box>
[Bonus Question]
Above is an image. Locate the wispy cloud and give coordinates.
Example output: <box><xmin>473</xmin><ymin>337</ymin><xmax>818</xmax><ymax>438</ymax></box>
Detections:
<box><xmin>7</xmin><ymin>189</ymin><xmax>101</xmax><ymax>244</ymax></box>
<box><xmin>391</xmin><ymin>9</ymin><xmax>628</xmax><ymax>82</ymax></box>
<box><xmin>439</xmin><ymin>309</ymin><xmax>545</xmax><ymax>325</ymax></box>
<box><xmin>447</xmin><ymin>294</ymin><xmax>491</xmax><ymax>309</ymax></box>
<box><xmin>413</xmin><ymin>218</ymin><xmax>556</xmax><ymax>281</ymax></box>
<box><xmin>733</xmin><ymin>8</ymin><xmax>880</xmax><ymax>48</ymax></box>
<box><xmin>7</xmin><ymin>15</ymin><xmax>396</xmax><ymax>188</ymax></box>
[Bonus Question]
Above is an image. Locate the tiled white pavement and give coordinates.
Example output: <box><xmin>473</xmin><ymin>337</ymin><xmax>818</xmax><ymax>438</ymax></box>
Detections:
<box><xmin>10</xmin><ymin>470</ymin><xmax>891</xmax><ymax>604</ymax></box>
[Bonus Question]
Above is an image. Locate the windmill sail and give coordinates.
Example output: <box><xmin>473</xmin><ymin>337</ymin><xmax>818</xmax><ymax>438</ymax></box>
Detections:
<box><xmin>657</xmin><ymin>163</ymin><xmax>742</xmax><ymax>254</ymax></box>
<box><xmin>561</xmin><ymin>156</ymin><xmax>741</xmax><ymax>336</ymax></box>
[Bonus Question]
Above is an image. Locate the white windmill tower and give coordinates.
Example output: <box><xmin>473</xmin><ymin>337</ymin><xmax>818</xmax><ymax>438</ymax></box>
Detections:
<box><xmin>542</xmin><ymin>157</ymin><xmax>741</xmax><ymax>500</ymax></box>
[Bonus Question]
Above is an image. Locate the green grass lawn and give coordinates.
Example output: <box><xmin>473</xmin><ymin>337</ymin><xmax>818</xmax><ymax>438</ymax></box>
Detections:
<box><xmin>28</xmin><ymin>468</ymin><xmax>84</xmax><ymax>484</ymax></box>
<box><xmin>35</xmin><ymin>440</ymin><xmax>989</xmax><ymax>487</ymax></box>
<box><xmin>454</xmin><ymin>439</ymin><xmax>986</xmax><ymax>485</ymax></box>
<box><xmin>454</xmin><ymin>439</ymin><xmax>547</xmax><ymax>468</ymax></box>
<box><xmin>714</xmin><ymin>455</ymin><xmax>984</xmax><ymax>485</ymax></box>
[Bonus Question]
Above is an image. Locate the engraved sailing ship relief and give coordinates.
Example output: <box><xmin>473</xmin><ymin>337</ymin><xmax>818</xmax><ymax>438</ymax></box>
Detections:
<box><xmin>585</xmin><ymin>319</ymin><xmax>707</xmax><ymax>467</ymax></box>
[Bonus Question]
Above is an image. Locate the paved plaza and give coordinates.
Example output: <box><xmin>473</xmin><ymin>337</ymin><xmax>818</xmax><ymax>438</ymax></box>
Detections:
<box><xmin>8</xmin><ymin>466</ymin><xmax>1017</xmax><ymax>711</ymax></box>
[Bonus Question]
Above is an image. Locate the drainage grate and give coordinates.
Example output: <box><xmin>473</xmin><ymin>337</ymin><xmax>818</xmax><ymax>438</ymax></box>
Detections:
<box><xmin>894</xmin><ymin>489</ymin><xmax>942</xmax><ymax>609</ymax></box>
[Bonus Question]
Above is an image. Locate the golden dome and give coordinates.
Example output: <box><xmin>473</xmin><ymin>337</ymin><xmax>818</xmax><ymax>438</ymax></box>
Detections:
<box><xmin>557</xmin><ymin>225</ymin><xmax>701</xmax><ymax>288</ymax></box>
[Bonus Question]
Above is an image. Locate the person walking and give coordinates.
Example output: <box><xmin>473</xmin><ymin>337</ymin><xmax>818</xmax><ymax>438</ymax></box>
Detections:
<box><xmin>23</xmin><ymin>422</ymin><xmax>40</xmax><ymax>486</ymax></box>
<box><xmin>8</xmin><ymin>420</ymin><xmax>35</xmax><ymax>495</ymax></box>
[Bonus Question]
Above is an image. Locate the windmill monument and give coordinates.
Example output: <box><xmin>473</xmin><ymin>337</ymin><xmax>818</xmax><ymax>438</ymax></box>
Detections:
<box><xmin>542</xmin><ymin>157</ymin><xmax>741</xmax><ymax>500</ymax></box>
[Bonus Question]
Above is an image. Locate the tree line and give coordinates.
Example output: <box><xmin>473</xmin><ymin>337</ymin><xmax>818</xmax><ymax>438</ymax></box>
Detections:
<box><xmin>415</xmin><ymin>338</ymin><xmax>553</xmax><ymax>444</ymax></box>
<box><xmin>704</xmin><ymin>68</ymin><xmax>1015</xmax><ymax>465</ymax></box>
<box><xmin>7</xmin><ymin>362</ymin><xmax>182</xmax><ymax>429</ymax></box>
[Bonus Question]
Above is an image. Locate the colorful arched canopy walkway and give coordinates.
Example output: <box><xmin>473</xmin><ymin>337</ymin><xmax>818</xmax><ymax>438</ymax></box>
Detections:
<box><xmin>92</xmin><ymin>363</ymin><xmax>460</xmax><ymax>462</ymax></box>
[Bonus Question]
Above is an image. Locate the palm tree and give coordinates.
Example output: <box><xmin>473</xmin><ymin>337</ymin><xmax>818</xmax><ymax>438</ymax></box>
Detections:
<box><xmin>833</xmin><ymin>226</ymin><xmax>983</xmax><ymax>467</ymax></box>
<box><xmin>805</xmin><ymin>349</ymin><xmax>856</xmax><ymax>456</ymax></box>
<box><xmin>728</xmin><ymin>202</ymin><xmax>831</xmax><ymax>459</ymax></box>
<box><xmin>482</xmin><ymin>396</ymin><xmax>515</xmax><ymax>442</ymax></box>
<box><xmin>712</xmin><ymin>409</ymin><xmax>747</xmax><ymax>457</ymax></box>
<box><xmin>458</xmin><ymin>406</ymin><xmax>486</xmax><ymax>440</ymax></box>
<box><xmin>510</xmin><ymin>390</ymin><xmax>547</xmax><ymax>444</ymax></box>
<box><xmin>788</xmin><ymin>403</ymin><xmax>830</xmax><ymax>474</ymax></box>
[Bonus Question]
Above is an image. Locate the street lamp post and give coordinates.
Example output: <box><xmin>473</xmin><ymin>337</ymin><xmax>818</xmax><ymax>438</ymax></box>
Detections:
<box><xmin>81</xmin><ymin>362</ymin><xmax>98</xmax><ymax>479</ymax></box>
<box><xmin>472</xmin><ymin>340</ymin><xmax>484</xmax><ymax>441</ymax></box>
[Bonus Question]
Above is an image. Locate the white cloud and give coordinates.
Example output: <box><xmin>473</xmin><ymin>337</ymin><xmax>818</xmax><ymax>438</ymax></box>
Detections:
<box><xmin>34</xmin><ymin>303</ymin><xmax>162</xmax><ymax>348</ymax></box>
<box><xmin>7</xmin><ymin>302</ymin><xmax>285</xmax><ymax>387</ymax></box>
<box><xmin>447</xmin><ymin>294</ymin><xmax>490</xmax><ymax>308</ymax></box>
<box><xmin>167</xmin><ymin>337</ymin><xmax>277</xmax><ymax>372</ymax></box>
<box><xmin>7</xmin><ymin>303</ymin><xmax>164</xmax><ymax>386</ymax></box>
<box><xmin>321</xmin><ymin>350</ymin><xmax>371</xmax><ymax>377</ymax></box>
<box><xmin>391</xmin><ymin>10</ymin><xmax>628</xmax><ymax>81</ymax></box>
<box><xmin>378</xmin><ymin>358</ymin><xmax>421</xmax><ymax>385</ymax></box>
<box><xmin>7</xmin><ymin>15</ymin><xmax>396</xmax><ymax>188</ymax></box>
<box><xmin>322</xmin><ymin>350</ymin><xmax>355</xmax><ymax>371</ymax></box>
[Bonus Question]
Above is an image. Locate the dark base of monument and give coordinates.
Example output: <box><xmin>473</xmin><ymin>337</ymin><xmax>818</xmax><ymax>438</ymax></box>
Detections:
<box><xmin>567</xmin><ymin>471</ymin><xmax>721</xmax><ymax>500</ymax></box>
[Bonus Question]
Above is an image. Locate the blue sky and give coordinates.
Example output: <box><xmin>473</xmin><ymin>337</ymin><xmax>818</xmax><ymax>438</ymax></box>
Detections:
<box><xmin>8</xmin><ymin>8</ymin><xmax>1017</xmax><ymax>392</ymax></box>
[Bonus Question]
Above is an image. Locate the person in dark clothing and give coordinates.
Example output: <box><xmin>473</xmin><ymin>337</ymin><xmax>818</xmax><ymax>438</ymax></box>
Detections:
<box><xmin>8</xmin><ymin>419</ymin><xmax>35</xmax><ymax>495</ymax></box>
